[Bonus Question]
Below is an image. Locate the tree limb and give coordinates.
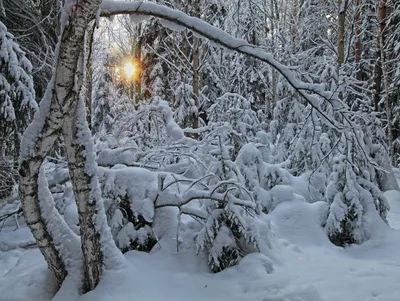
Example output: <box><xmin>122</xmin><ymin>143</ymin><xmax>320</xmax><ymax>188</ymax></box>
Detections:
<box><xmin>100</xmin><ymin>1</ymin><xmax>345</xmax><ymax>130</ymax></box>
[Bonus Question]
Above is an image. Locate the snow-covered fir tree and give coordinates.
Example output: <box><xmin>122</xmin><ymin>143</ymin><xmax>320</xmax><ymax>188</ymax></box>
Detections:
<box><xmin>92</xmin><ymin>63</ymin><xmax>114</xmax><ymax>134</ymax></box>
<box><xmin>325</xmin><ymin>153</ymin><xmax>364</xmax><ymax>246</ymax></box>
<box><xmin>196</xmin><ymin>138</ymin><xmax>268</xmax><ymax>272</ymax></box>
<box><xmin>0</xmin><ymin>21</ymin><xmax>37</xmax><ymax>165</ymax></box>
<box><xmin>207</xmin><ymin>92</ymin><xmax>261</xmax><ymax>159</ymax></box>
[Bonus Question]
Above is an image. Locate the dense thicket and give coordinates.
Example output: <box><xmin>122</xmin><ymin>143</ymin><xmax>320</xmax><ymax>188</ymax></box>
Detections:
<box><xmin>90</xmin><ymin>0</ymin><xmax>400</xmax><ymax>249</ymax></box>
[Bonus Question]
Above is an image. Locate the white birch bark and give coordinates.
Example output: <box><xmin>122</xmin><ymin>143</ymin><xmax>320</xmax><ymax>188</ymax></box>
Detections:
<box><xmin>63</xmin><ymin>92</ymin><xmax>126</xmax><ymax>291</ymax></box>
<box><xmin>63</xmin><ymin>103</ymin><xmax>103</xmax><ymax>291</ymax></box>
<box><xmin>19</xmin><ymin>0</ymin><xmax>104</xmax><ymax>289</ymax></box>
<box><xmin>19</xmin><ymin>82</ymin><xmax>67</xmax><ymax>285</ymax></box>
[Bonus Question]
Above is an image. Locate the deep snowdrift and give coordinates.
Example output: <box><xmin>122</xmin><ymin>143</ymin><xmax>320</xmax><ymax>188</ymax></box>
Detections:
<box><xmin>1</xmin><ymin>190</ymin><xmax>400</xmax><ymax>301</ymax></box>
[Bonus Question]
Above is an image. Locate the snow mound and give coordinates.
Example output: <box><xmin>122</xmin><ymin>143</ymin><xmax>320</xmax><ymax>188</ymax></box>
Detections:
<box><xmin>262</xmin><ymin>286</ymin><xmax>320</xmax><ymax>301</ymax></box>
<box><xmin>384</xmin><ymin>190</ymin><xmax>400</xmax><ymax>230</ymax></box>
<box><xmin>291</xmin><ymin>172</ymin><xmax>326</xmax><ymax>202</ymax></box>
<box><xmin>77</xmin><ymin>249</ymin><xmax>321</xmax><ymax>301</ymax></box>
<box><xmin>64</xmin><ymin>203</ymin><xmax>80</xmax><ymax>235</ymax></box>
<box><xmin>97</xmin><ymin>147</ymin><xmax>138</xmax><ymax>167</ymax></box>
<box><xmin>99</xmin><ymin>166</ymin><xmax>158</xmax><ymax>222</ymax></box>
<box><xmin>0</xmin><ymin>226</ymin><xmax>35</xmax><ymax>251</ymax></box>
<box><xmin>236</xmin><ymin>253</ymin><xmax>274</xmax><ymax>278</ymax></box>
<box><xmin>269</xmin><ymin>200</ymin><xmax>329</xmax><ymax>246</ymax></box>
<box><xmin>0</xmin><ymin>249</ymin><xmax>57</xmax><ymax>301</ymax></box>
<box><xmin>0</xmin><ymin>248</ymin><xmax>25</xmax><ymax>277</ymax></box>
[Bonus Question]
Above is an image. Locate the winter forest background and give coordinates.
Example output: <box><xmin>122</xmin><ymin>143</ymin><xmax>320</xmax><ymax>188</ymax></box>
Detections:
<box><xmin>1</xmin><ymin>0</ymin><xmax>400</xmax><ymax>300</ymax></box>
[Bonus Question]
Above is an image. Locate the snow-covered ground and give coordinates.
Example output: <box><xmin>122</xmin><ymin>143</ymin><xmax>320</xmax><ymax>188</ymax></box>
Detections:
<box><xmin>1</xmin><ymin>190</ymin><xmax>400</xmax><ymax>301</ymax></box>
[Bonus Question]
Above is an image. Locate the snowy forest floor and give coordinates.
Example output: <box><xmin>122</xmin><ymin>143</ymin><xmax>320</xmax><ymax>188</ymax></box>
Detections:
<box><xmin>1</xmin><ymin>178</ymin><xmax>400</xmax><ymax>301</ymax></box>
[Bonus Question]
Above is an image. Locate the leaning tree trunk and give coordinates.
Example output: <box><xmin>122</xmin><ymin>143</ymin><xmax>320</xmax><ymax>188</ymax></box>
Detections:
<box><xmin>19</xmin><ymin>99</ymin><xmax>67</xmax><ymax>286</ymax></box>
<box><xmin>19</xmin><ymin>0</ymin><xmax>103</xmax><ymax>289</ymax></box>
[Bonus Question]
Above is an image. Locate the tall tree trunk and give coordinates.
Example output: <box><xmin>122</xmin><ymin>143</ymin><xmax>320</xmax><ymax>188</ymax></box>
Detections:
<box><xmin>373</xmin><ymin>62</ymin><xmax>383</xmax><ymax>111</ymax></box>
<box><xmin>270</xmin><ymin>0</ymin><xmax>278</xmax><ymax>115</ymax></box>
<box><xmin>85</xmin><ymin>22</ymin><xmax>96</xmax><ymax>130</ymax></box>
<box><xmin>354</xmin><ymin>0</ymin><xmax>362</xmax><ymax>81</ymax></box>
<box><xmin>191</xmin><ymin>0</ymin><xmax>201</xmax><ymax>131</ymax></box>
<box><xmin>338</xmin><ymin>0</ymin><xmax>347</xmax><ymax>68</ymax></box>
<box><xmin>135</xmin><ymin>23</ymin><xmax>142</xmax><ymax>99</ymax></box>
<box><xmin>181</xmin><ymin>1</ymin><xmax>189</xmax><ymax>78</ymax></box>
<box><xmin>62</xmin><ymin>98</ymin><xmax>103</xmax><ymax>292</ymax></box>
<box><xmin>13</xmin><ymin>121</ymin><xmax>20</xmax><ymax>169</ymax></box>
<box><xmin>374</xmin><ymin>0</ymin><xmax>388</xmax><ymax>111</ymax></box>
<box><xmin>192</xmin><ymin>39</ymin><xmax>200</xmax><ymax>129</ymax></box>
<box><xmin>290</xmin><ymin>0</ymin><xmax>298</xmax><ymax>53</ymax></box>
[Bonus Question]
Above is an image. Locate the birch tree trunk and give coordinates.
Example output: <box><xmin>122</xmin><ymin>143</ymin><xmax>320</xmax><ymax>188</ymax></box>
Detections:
<box><xmin>58</xmin><ymin>2</ymin><xmax>117</xmax><ymax>292</ymax></box>
<box><xmin>62</xmin><ymin>97</ymin><xmax>103</xmax><ymax>292</ymax></box>
<box><xmin>85</xmin><ymin>23</ymin><xmax>96</xmax><ymax>129</ymax></box>
<box><xmin>19</xmin><ymin>0</ymin><xmax>102</xmax><ymax>289</ymax></box>
<box><xmin>19</xmin><ymin>101</ymin><xmax>66</xmax><ymax>286</ymax></box>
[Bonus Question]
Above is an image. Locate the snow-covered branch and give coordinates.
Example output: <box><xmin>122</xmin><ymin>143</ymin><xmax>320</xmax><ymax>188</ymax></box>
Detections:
<box><xmin>100</xmin><ymin>1</ymin><xmax>343</xmax><ymax>129</ymax></box>
<box><xmin>155</xmin><ymin>187</ymin><xmax>255</xmax><ymax>210</ymax></box>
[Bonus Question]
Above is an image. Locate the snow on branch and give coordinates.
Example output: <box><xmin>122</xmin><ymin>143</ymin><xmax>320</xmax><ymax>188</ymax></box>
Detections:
<box><xmin>155</xmin><ymin>187</ymin><xmax>255</xmax><ymax>210</ymax></box>
<box><xmin>100</xmin><ymin>1</ymin><xmax>344</xmax><ymax>129</ymax></box>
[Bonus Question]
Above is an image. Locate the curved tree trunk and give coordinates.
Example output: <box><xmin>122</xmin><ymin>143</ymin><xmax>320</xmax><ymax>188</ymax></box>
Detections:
<box><xmin>19</xmin><ymin>89</ymin><xmax>68</xmax><ymax>286</ymax></box>
<box><xmin>19</xmin><ymin>0</ymin><xmax>102</xmax><ymax>289</ymax></box>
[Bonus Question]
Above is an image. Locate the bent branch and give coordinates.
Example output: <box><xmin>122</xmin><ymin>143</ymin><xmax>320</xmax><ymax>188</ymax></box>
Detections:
<box><xmin>100</xmin><ymin>1</ymin><xmax>344</xmax><ymax>129</ymax></box>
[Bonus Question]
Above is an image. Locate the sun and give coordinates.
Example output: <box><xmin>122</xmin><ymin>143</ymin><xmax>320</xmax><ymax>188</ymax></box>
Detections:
<box><xmin>123</xmin><ymin>61</ymin><xmax>136</xmax><ymax>79</ymax></box>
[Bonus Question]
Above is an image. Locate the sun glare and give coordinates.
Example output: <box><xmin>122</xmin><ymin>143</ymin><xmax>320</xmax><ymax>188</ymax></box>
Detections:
<box><xmin>123</xmin><ymin>61</ymin><xmax>136</xmax><ymax>79</ymax></box>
